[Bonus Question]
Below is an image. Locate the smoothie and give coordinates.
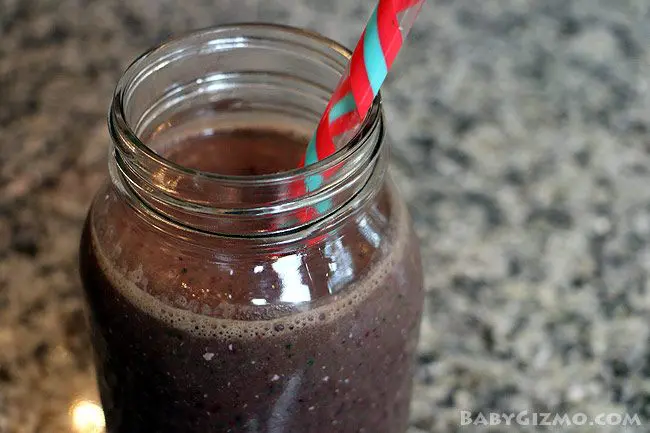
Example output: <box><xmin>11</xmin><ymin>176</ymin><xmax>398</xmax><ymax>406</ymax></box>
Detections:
<box><xmin>79</xmin><ymin>128</ymin><xmax>423</xmax><ymax>433</ymax></box>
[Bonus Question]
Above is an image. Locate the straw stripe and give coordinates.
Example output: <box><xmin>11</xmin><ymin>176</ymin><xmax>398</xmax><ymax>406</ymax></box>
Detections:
<box><xmin>377</xmin><ymin>0</ymin><xmax>402</xmax><ymax>67</ymax></box>
<box><xmin>363</xmin><ymin>8</ymin><xmax>388</xmax><ymax>95</ymax></box>
<box><xmin>331</xmin><ymin>75</ymin><xmax>353</xmax><ymax>103</ymax></box>
<box><xmin>329</xmin><ymin>111</ymin><xmax>359</xmax><ymax>137</ymax></box>
<box><xmin>349</xmin><ymin>37</ymin><xmax>374</xmax><ymax>120</ymax></box>
<box><xmin>315</xmin><ymin>107</ymin><xmax>335</xmax><ymax>160</ymax></box>
<box><xmin>315</xmin><ymin>198</ymin><xmax>332</xmax><ymax>214</ymax></box>
<box><xmin>328</xmin><ymin>92</ymin><xmax>356</xmax><ymax>123</ymax></box>
<box><xmin>304</xmin><ymin>136</ymin><xmax>319</xmax><ymax>166</ymax></box>
<box><xmin>305</xmin><ymin>173</ymin><xmax>323</xmax><ymax>193</ymax></box>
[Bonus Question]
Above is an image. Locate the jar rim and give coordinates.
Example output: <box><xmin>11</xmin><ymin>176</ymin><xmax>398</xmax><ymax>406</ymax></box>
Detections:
<box><xmin>109</xmin><ymin>23</ymin><xmax>382</xmax><ymax>187</ymax></box>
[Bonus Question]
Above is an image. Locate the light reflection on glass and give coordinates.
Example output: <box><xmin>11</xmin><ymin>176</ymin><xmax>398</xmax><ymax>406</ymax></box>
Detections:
<box><xmin>324</xmin><ymin>238</ymin><xmax>354</xmax><ymax>294</ymax></box>
<box><xmin>358</xmin><ymin>215</ymin><xmax>381</xmax><ymax>248</ymax></box>
<box><xmin>153</xmin><ymin>169</ymin><xmax>180</xmax><ymax>192</ymax></box>
<box><xmin>273</xmin><ymin>255</ymin><xmax>311</xmax><ymax>303</ymax></box>
<box><xmin>70</xmin><ymin>400</ymin><xmax>105</xmax><ymax>433</ymax></box>
<box><xmin>251</xmin><ymin>298</ymin><xmax>268</xmax><ymax>306</ymax></box>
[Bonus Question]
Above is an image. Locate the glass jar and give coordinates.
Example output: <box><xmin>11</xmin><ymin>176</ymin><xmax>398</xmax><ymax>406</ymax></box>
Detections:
<box><xmin>79</xmin><ymin>24</ymin><xmax>423</xmax><ymax>433</ymax></box>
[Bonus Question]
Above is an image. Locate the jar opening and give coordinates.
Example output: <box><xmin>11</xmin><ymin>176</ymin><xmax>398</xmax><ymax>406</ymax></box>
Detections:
<box><xmin>108</xmin><ymin>24</ymin><xmax>385</xmax><ymax>236</ymax></box>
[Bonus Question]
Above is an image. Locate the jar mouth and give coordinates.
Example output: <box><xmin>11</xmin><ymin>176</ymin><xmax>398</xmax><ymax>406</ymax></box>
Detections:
<box><xmin>108</xmin><ymin>23</ymin><xmax>386</xmax><ymax>236</ymax></box>
<box><xmin>110</xmin><ymin>23</ymin><xmax>382</xmax><ymax>187</ymax></box>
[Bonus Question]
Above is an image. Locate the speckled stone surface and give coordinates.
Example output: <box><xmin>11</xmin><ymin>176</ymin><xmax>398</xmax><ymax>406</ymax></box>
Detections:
<box><xmin>2</xmin><ymin>0</ymin><xmax>650</xmax><ymax>432</ymax></box>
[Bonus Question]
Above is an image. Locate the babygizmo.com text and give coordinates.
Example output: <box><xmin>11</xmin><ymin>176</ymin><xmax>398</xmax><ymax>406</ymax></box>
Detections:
<box><xmin>460</xmin><ymin>410</ymin><xmax>642</xmax><ymax>427</ymax></box>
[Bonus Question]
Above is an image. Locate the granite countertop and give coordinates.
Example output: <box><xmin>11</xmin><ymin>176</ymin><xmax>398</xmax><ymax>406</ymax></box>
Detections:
<box><xmin>2</xmin><ymin>0</ymin><xmax>650</xmax><ymax>432</ymax></box>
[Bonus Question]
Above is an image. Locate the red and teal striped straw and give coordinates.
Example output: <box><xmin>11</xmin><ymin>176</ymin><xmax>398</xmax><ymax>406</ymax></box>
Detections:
<box><xmin>292</xmin><ymin>0</ymin><xmax>425</xmax><ymax>223</ymax></box>
<box><xmin>302</xmin><ymin>0</ymin><xmax>425</xmax><ymax>170</ymax></box>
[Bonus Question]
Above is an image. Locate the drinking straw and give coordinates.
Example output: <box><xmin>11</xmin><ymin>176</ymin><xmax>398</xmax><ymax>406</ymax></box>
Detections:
<box><xmin>302</xmin><ymin>0</ymin><xmax>425</xmax><ymax>169</ymax></box>
<box><xmin>292</xmin><ymin>0</ymin><xmax>425</xmax><ymax>224</ymax></box>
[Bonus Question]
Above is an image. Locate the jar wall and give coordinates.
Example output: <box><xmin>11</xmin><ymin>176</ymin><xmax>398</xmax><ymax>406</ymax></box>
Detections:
<box><xmin>80</xmin><ymin>177</ymin><xmax>423</xmax><ymax>432</ymax></box>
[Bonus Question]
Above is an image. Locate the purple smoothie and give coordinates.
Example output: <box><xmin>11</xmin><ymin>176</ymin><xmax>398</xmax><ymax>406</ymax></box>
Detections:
<box><xmin>80</xmin><ymin>128</ymin><xmax>424</xmax><ymax>433</ymax></box>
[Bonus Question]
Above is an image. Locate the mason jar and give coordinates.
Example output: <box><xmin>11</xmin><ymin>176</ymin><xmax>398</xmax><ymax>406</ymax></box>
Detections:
<box><xmin>79</xmin><ymin>24</ymin><xmax>424</xmax><ymax>433</ymax></box>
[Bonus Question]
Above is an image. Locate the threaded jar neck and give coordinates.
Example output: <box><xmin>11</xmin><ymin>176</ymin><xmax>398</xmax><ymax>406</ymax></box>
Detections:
<box><xmin>108</xmin><ymin>24</ymin><xmax>386</xmax><ymax>236</ymax></box>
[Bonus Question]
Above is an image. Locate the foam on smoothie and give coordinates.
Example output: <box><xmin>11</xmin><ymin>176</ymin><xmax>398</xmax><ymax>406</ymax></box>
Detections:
<box><xmin>90</xmin><ymin>185</ymin><xmax>410</xmax><ymax>342</ymax></box>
